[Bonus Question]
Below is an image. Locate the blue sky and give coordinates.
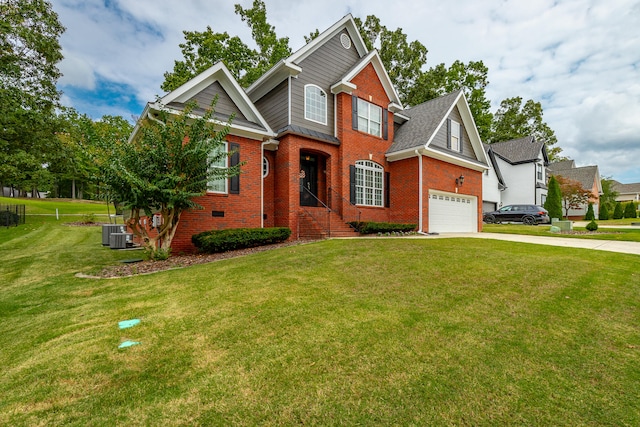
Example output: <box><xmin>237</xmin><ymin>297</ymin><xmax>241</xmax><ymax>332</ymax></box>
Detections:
<box><xmin>51</xmin><ymin>0</ymin><xmax>640</xmax><ymax>183</ymax></box>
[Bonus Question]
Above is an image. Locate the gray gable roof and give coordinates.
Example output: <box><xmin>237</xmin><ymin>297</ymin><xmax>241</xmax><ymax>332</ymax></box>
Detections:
<box><xmin>551</xmin><ymin>166</ymin><xmax>600</xmax><ymax>191</ymax></box>
<box><xmin>388</xmin><ymin>90</ymin><xmax>461</xmax><ymax>154</ymax></box>
<box><xmin>483</xmin><ymin>143</ymin><xmax>506</xmax><ymax>189</ymax></box>
<box><xmin>611</xmin><ymin>180</ymin><xmax>640</xmax><ymax>194</ymax></box>
<box><xmin>489</xmin><ymin>136</ymin><xmax>547</xmax><ymax>165</ymax></box>
<box><xmin>548</xmin><ymin>159</ymin><xmax>575</xmax><ymax>171</ymax></box>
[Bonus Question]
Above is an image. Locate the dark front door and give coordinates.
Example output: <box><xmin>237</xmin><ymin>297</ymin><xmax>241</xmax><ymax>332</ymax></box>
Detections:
<box><xmin>300</xmin><ymin>154</ymin><xmax>318</xmax><ymax>207</ymax></box>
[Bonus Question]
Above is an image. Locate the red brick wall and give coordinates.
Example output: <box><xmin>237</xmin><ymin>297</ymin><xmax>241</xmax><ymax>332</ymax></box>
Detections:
<box><xmin>170</xmin><ymin>134</ymin><xmax>265</xmax><ymax>253</ymax></box>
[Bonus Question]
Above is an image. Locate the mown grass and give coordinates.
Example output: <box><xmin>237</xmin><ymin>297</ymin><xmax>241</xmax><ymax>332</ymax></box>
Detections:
<box><xmin>1</xmin><ymin>220</ymin><xmax>640</xmax><ymax>425</ymax></box>
<box><xmin>0</xmin><ymin>196</ymin><xmax>110</xmax><ymax>215</ymax></box>
<box><xmin>484</xmin><ymin>223</ymin><xmax>640</xmax><ymax>242</ymax></box>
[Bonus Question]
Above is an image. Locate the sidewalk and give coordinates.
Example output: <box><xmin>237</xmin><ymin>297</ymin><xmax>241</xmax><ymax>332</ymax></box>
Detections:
<box><xmin>429</xmin><ymin>232</ymin><xmax>640</xmax><ymax>256</ymax></box>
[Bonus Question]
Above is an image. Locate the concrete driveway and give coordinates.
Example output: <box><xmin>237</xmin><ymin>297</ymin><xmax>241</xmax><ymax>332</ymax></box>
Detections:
<box><xmin>430</xmin><ymin>232</ymin><xmax>640</xmax><ymax>256</ymax></box>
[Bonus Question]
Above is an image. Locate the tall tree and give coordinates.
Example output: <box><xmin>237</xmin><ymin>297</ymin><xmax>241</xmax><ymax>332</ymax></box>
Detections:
<box><xmin>599</xmin><ymin>177</ymin><xmax>619</xmax><ymax>213</ymax></box>
<box><xmin>489</xmin><ymin>97</ymin><xmax>562</xmax><ymax>161</ymax></box>
<box><xmin>162</xmin><ymin>0</ymin><xmax>290</xmax><ymax>92</ymax></box>
<box><xmin>354</xmin><ymin>16</ymin><xmax>428</xmax><ymax>105</ymax></box>
<box><xmin>95</xmin><ymin>103</ymin><xmax>239</xmax><ymax>258</ymax></box>
<box><xmin>0</xmin><ymin>0</ymin><xmax>65</xmax><ymax>195</ymax></box>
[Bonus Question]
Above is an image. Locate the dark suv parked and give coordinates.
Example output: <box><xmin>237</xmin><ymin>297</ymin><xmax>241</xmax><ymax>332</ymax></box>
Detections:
<box><xmin>483</xmin><ymin>204</ymin><xmax>550</xmax><ymax>225</ymax></box>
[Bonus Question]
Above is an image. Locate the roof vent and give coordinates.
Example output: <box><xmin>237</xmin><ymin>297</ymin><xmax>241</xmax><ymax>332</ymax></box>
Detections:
<box><xmin>340</xmin><ymin>33</ymin><xmax>351</xmax><ymax>50</ymax></box>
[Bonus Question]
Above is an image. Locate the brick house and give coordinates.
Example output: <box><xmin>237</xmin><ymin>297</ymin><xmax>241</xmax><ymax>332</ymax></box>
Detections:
<box><xmin>548</xmin><ymin>160</ymin><xmax>602</xmax><ymax>219</ymax></box>
<box><xmin>136</xmin><ymin>15</ymin><xmax>489</xmax><ymax>252</ymax></box>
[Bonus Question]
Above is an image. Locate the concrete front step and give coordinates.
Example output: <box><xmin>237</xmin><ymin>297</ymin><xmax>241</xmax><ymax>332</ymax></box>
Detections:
<box><xmin>298</xmin><ymin>208</ymin><xmax>358</xmax><ymax>239</ymax></box>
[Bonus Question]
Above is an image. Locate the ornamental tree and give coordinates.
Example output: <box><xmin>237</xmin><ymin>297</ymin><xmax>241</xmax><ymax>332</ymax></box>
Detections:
<box><xmin>584</xmin><ymin>202</ymin><xmax>595</xmax><ymax>221</ymax></box>
<box><xmin>544</xmin><ymin>175</ymin><xmax>563</xmax><ymax>220</ymax></box>
<box><xmin>624</xmin><ymin>202</ymin><xmax>637</xmax><ymax>219</ymax></box>
<box><xmin>612</xmin><ymin>202</ymin><xmax>624</xmax><ymax>220</ymax></box>
<box><xmin>598</xmin><ymin>202</ymin><xmax>610</xmax><ymax>220</ymax></box>
<box><xmin>555</xmin><ymin>175</ymin><xmax>591</xmax><ymax>219</ymax></box>
<box><xmin>96</xmin><ymin>103</ymin><xmax>239</xmax><ymax>258</ymax></box>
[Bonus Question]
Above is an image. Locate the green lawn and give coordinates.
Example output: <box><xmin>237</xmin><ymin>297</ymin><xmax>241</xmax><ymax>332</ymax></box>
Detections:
<box><xmin>483</xmin><ymin>223</ymin><xmax>640</xmax><ymax>242</ymax></box>
<box><xmin>1</xmin><ymin>220</ymin><xmax>640</xmax><ymax>425</ymax></box>
<box><xmin>0</xmin><ymin>196</ymin><xmax>111</xmax><ymax>216</ymax></box>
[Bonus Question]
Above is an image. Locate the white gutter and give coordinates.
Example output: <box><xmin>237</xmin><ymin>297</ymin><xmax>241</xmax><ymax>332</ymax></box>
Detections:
<box><xmin>261</xmin><ymin>141</ymin><xmax>268</xmax><ymax>228</ymax></box>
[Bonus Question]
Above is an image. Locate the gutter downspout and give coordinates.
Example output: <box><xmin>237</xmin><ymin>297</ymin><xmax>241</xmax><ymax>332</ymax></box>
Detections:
<box><xmin>415</xmin><ymin>149</ymin><xmax>428</xmax><ymax>236</ymax></box>
<box><xmin>261</xmin><ymin>141</ymin><xmax>269</xmax><ymax>228</ymax></box>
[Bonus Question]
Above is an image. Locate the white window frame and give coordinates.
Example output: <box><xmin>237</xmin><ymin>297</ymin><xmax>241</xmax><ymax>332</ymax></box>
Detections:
<box><xmin>355</xmin><ymin>160</ymin><xmax>384</xmax><ymax>207</ymax></box>
<box><xmin>263</xmin><ymin>156</ymin><xmax>269</xmax><ymax>178</ymax></box>
<box><xmin>536</xmin><ymin>163</ymin><xmax>543</xmax><ymax>181</ymax></box>
<box><xmin>450</xmin><ymin>120</ymin><xmax>461</xmax><ymax>152</ymax></box>
<box><xmin>208</xmin><ymin>141</ymin><xmax>228</xmax><ymax>194</ymax></box>
<box><xmin>357</xmin><ymin>98</ymin><xmax>382</xmax><ymax>137</ymax></box>
<box><xmin>304</xmin><ymin>84</ymin><xmax>327</xmax><ymax>125</ymax></box>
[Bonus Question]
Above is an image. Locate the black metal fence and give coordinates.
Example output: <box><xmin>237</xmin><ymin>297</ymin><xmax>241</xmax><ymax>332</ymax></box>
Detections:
<box><xmin>1</xmin><ymin>204</ymin><xmax>26</xmax><ymax>227</ymax></box>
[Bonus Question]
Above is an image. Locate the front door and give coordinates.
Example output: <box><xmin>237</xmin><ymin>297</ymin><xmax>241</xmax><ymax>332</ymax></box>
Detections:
<box><xmin>300</xmin><ymin>154</ymin><xmax>318</xmax><ymax>207</ymax></box>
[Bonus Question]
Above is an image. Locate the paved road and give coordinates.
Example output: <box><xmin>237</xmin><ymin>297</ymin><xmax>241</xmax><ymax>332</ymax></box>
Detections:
<box><xmin>429</xmin><ymin>232</ymin><xmax>640</xmax><ymax>256</ymax></box>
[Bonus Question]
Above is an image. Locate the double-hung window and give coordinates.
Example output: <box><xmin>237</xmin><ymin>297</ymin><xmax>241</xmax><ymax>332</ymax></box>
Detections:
<box><xmin>536</xmin><ymin>163</ymin><xmax>543</xmax><ymax>181</ymax></box>
<box><xmin>355</xmin><ymin>160</ymin><xmax>384</xmax><ymax>207</ymax></box>
<box><xmin>450</xmin><ymin>120</ymin><xmax>461</xmax><ymax>152</ymax></box>
<box><xmin>208</xmin><ymin>142</ymin><xmax>228</xmax><ymax>193</ymax></box>
<box><xmin>357</xmin><ymin>98</ymin><xmax>382</xmax><ymax>137</ymax></box>
<box><xmin>304</xmin><ymin>85</ymin><xmax>327</xmax><ymax>125</ymax></box>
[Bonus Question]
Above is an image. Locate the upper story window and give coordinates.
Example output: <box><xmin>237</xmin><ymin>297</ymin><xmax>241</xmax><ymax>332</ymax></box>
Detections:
<box><xmin>304</xmin><ymin>84</ymin><xmax>327</xmax><ymax>125</ymax></box>
<box><xmin>208</xmin><ymin>142</ymin><xmax>228</xmax><ymax>193</ymax></box>
<box><xmin>357</xmin><ymin>98</ymin><xmax>382</xmax><ymax>137</ymax></box>
<box><xmin>355</xmin><ymin>160</ymin><xmax>384</xmax><ymax>207</ymax></box>
<box><xmin>449</xmin><ymin>120</ymin><xmax>461</xmax><ymax>152</ymax></box>
<box><xmin>536</xmin><ymin>163</ymin><xmax>543</xmax><ymax>181</ymax></box>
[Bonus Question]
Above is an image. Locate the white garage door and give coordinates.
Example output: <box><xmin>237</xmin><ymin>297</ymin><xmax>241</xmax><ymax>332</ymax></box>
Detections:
<box><xmin>428</xmin><ymin>191</ymin><xmax>477</xmax><ymax>233</ymax></box>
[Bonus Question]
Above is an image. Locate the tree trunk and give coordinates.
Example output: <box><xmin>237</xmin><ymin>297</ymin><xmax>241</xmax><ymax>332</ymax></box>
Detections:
<box><xmin>71</xmin><ymin>179</ymin><xmax>76</xmax><ymax>199</ymax></box>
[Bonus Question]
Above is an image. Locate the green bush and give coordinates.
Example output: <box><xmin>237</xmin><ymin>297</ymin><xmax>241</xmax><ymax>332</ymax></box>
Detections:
<box><xmin>348</xmin><ymin>221</ymin><xmax>416</xmax><ymax>235</ymax></box>
<box><xmin>544</xmin><ymin>176</ymin><xmax>563</xmax><ymax>220</ymax></box>
<box><xmin>584</xmin><ymin>202</ymin><xmax>595</xmax><ymax>220</ymax></box>
<box><xmin>586</xmin><ymin>220</ymin><xmax>598</xmax><ymax>231</ymax></box>
<box><xmin>613</xmin><ymin>202</ymin><xmax>624</xmax><ymax>220</ymax></box>
<box><xmin>598</xmin><ymin>203</ymin><xmax>609</xmax><ymax>220</ymax></box>
<box><xmin>192</xmin><ymin>227</ymin><xmax>291</xmax><ymax>253</ymax></box>
<box><xmin>624</xmin><ymin>202</ymin><xmax>637</xmax><ymax>219</ymax></box>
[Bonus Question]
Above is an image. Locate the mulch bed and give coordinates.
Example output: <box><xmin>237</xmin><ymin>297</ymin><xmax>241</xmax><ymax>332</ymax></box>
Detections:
<box><xmin>67</xmin><ymin>222</ymin><xmax>316</xmax><ymax>278</ymax></box>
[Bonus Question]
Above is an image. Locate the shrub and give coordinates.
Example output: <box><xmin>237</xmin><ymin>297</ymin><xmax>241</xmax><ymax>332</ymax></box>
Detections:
<box><xmin>544</xmin><ymin>176</ymin><xmax>563</xmax><ymax>220</ymax></box>
<box><xmin>584</xmin><ymin>203</ymin><xmax>595</xmax><ymax>220</ymax></box>
<box><xmin>624</xmin><ymin>202</ymin><xmax>637</xmax><ymax>219</ymax></box>
<box><xmin>586</xmin><ymin>220</ymin><xmax>598</xmax><ymax>231</ymax></box>
<box><xmin>348</xmin><ymin>221</ymin><xmax>416</xmax><ymax>235</ymax></box>
<box><xmin>192</xmin><ymin>227</ymin><xmax>291</xmax><ymax>253</ymax></box>
<box><xmin>613</xmin><ymin>202</ymin><xmax>624</xmax><ymax>219</ymax></box>
<box><xmin>81</xmin><ymin>213</ymin><xmax>96</xmax><ymax>224</ymax></box>
<box><xmin>598</xmin><ymin>203</ymin><xmax>609</xmax><ymax>220</ymax></box>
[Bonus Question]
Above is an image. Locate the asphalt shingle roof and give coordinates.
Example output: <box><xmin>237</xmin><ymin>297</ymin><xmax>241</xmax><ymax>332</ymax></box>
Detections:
<box><xmin>489</xmin><ymin>136</ymin><xmax>544</xmax><ymax>164</ymax></box>
<box><xmin>551</xmin><ymin>166</ymin><xmax>599</xmax><ymax>190</ymax></box>
<box><xmin>612</xmin><ymin>180</ymin><xmax>640</xmax><ymax>194</ymax></box>
<box><xmin>388</xmin><ymin>90</ymin><xmax>461</xmax><ymax>154</ymax></box>
<box><xmin>547</xmin><ymin>159</ymin><xmax>575</xmax><ymax>171</ymax></box>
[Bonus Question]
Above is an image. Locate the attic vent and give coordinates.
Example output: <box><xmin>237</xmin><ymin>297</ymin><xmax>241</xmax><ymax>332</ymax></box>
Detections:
<box><xmin>340</xmin><ymin>33</ymin><xmax>351</xmax><ymax>50</ymax></box>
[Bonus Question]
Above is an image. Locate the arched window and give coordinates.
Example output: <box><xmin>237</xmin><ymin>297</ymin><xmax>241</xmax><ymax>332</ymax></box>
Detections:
<box><xmin>304</xmin><ymin>84</ymin><xmax>327</xmax><ymax>125</ymax></box>
<box><xmin>355</xmin><ymin>160</ymin><xmax>384</xmax><ymax>207</ymax></box>
<box><xmin>263</xmin><ymin>156</ymin><xmax>269</xmax><ymax>178</ymax></box>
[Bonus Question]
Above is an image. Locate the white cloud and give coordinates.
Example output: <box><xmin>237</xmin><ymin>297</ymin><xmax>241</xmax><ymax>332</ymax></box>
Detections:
<box><xmin>50</xmin><ymin>0</ymin><xmax>640</xmax><ymax>182</ymax></box>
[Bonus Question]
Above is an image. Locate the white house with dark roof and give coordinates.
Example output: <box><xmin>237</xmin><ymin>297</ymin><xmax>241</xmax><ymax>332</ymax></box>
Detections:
<box><xmin>612</xmin><ymin>181</ymin><xmax>640</xmax><ymax>203</ymax></box>
<box><xmin>482</xmin><ymin>136</ymin><xmax>549</xmax><ymax>210</ymax></box>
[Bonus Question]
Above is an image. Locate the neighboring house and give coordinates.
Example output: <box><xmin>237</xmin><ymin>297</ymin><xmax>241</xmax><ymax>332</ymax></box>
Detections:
<box><xmin>481</xmin><ymin>144</ymin><xmax>507</xmax><ymax>212</ymax></box>
<box><xmin>611</xmin><ymin>181</ymin><xmax>640</xmax><ymax>203</ymax></box>
<box><xmin>548</xmin><ymin>161</ymin><xmax>602</xmax><ymax>219</ymax></box>
<box><xmin>134</xmin><ymin>15</ymin><xmax>490</xmax><ymax>252</ymax></box>
<box><xmin>482</xmin><ymin>136</ymin><xmax>549</xmax><ymax>209</ymax></box>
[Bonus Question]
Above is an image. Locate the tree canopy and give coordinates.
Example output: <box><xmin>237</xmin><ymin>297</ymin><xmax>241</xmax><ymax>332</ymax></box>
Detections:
<box><xmin>554</xmin><ymin>175</ymin><xmax>591</xmax><ymax>218</ymax></box>
<box><xmin>161</xmin><ymin>0</ymin><xmax>290</xmax><ymax>92</ymax></box>
<box><xmin>0</xmin><ymin>0</ymin><xmax>65</xmax><ymax>196</ymax></box>
<box><xmin>94</xmin><ymin>103</ymin><xmax>239</xmax><ymax>257</ymax></box>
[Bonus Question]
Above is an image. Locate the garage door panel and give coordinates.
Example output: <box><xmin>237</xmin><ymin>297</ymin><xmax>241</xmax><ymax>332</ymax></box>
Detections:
<box><xmin>428</xmin><ymin>191</ymin><xmax>477</xmax><ymax>233</ymax></box>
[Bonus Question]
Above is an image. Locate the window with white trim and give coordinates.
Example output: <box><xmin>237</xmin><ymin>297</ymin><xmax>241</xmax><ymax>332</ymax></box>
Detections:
<box><xmin>357</xmin><ymin>98</ymin><xmax>382</xmax><ymax>137</ymax></box>
<box><xmin>304</xmin><ymin>84</ymin><xmax>327</xmax><ymax>124</ymax></box>
<box><xmin>536</xmin><ymin>163</ymin><xmax>543</xmax><ymax>181</ymax></box>
<box><xmin>208</xmin><ymin>142</ymin><xmax>228</xmax><ymax>193</ymax></box>
<box><xmin>355</xmin><ymin>160</ymin><xmax>384</xmax><ymax>207</ymax></box>
<box><xmin>450</xmin><ymin>120</ymin><xmax>461</xmax><ymax>152</ymax></box>
<box><xmin>263</xmin><ymin>156</ymin><xmax>269</xmax><ymax>178</ymax></box>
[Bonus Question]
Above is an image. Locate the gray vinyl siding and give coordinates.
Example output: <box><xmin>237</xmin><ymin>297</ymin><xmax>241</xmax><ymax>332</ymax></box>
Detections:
<box><xmin>255</xmin><ymin>79</ymin><xmax>289</xmax><ymax>132</ymax></box>
<box><xmin>290</xmin><ymin>30</ymin><xmax>362</xmax><ymax>136</ymax></box>
<box><xmin>188</xmin><ymin>81</ymin><xmax>246</xmax><ymax>121</ymax></box>
<box><xmin>431</xmin><ymin>107</ymin><xmax>475</xmax><ymax>159</ymax></box>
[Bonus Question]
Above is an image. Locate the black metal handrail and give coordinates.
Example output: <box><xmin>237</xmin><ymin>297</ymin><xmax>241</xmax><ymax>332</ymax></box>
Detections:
<box><xmin>328</xmin><ymin>187</ymin><xmax>361</xmax><ymax>229</ymax></box>
<box><xmin>300</xmin><ymin>186</ymin><xmax>331</xmax><ymax>237</ymax></box>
